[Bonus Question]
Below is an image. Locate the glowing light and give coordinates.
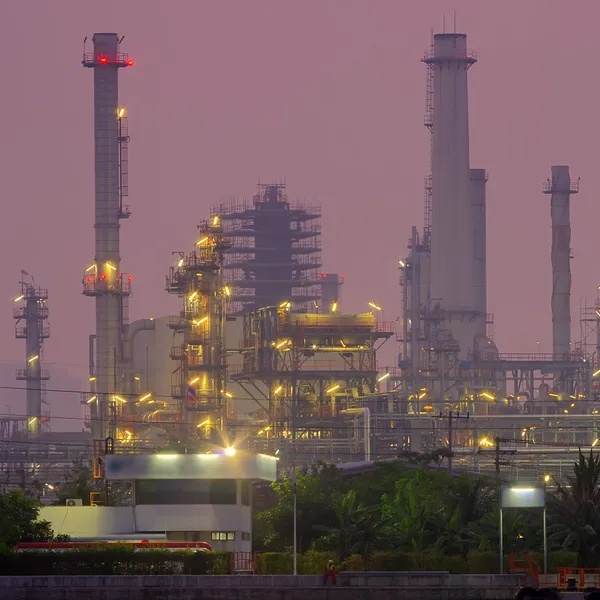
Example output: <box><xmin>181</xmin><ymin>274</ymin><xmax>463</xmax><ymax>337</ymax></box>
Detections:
<box><xmin>273</xmin><ymin>385</ymin><xmax>283</xmax><ymax>395</ymax></box>
<box><xmin>377</xmin><ymin>372</ymin><xmax>391</xmax><ymax>382</ymax></box>
<box><xmin>368</xmin><ymin>302</ymin><xmax>382</xmax><ymax>311</ymax></box>
<box><xmin>45</xmin><ymin>484</ymin><xmax>54</xmax><ymax>490</ymax></box>
<box><xmin>126</xmin><ymin>59</ymin><xmax>134</xmax><ymax>66</ymax></box>
<box><xmin>224</xmin><ymin>447</ymin><xmax>236</xmax><ymax>456</ymax></box>
<box><xmin>86</xmin><ymin>395</ymin><xmax>97</xmax><ymax>404</ymax></box>
<box><xmin>224</xmin><ymin>286</ymin><xmax>231</xmax><ymax>297</ymax></box>
<box><xmin>594</xmin><ymin>369</ymin><xmax>600</xmax><ymax>378</ymax></box>
<box><xmin>480</xmin><ymin>392</ymin><xmax>495</xmax><ymax>401</ymax></box>
<box><xmin>118</xmin><ymin>108</ymin><xmax>125</xmax><ymax>118</ymax></box>
<box><xmin>105</xmin><ymin>262</ymin><xmax>117</xmax><ymax>271</ymax></box>
<box><xmin>196</xmin><ymin>236</ymin><xmax>209</xmax><ymax>246</ymax></box>
<box><xmin>331</xmin><ymin>302</ymin><xmax>338</xmax><ymax>313</ymax></box>
<box><xmin>279</xmin><ymin>301</ymin><xmax>289</xmax><ymax>308</ymax></box>
<box><xmin>276</xmin><ymin>340</ymin><xmax>288</xmax><ymax>349</ymax></box>
<box><xmin>89</xmin><ymin>376</ymin><xmax>96</xmax><ymax>382</ymax></box>
<box><xmin>189</xmin><ymin>377</ymin><xmax>200</xmax><ymax>385</ymax></box>
<box><xmin>28</xmin><ymin>355</ymin><xmax>39</xmax><ymax>363</ymax></box>
<box><xmin>593</xmin><ymin>438</ymin><xmax>599</xmax><ymax>447</ymax></box>
<box><xmin>178</xmin><ymin>258</ymin><xmax>184</xmax><ymax>268</ymax></box>
<box><xmin>13</xmin><ymin>295</ymin><xmax>24</xmax><ymax>302</ymax></box>
<box><xmin>196</xmin><ymin>418</ymin><xmax>210</xmax><ymax>428</ymax></box>
<box><xmin>224</xmin><ymin>392</ymin><xmax>233</xmax><ymax>398</ymax></box>
<box><xmin>112</xmin><ymin>395</ymin><xmax>126</xmax><ymax>403</ymax></box>
<box><xmin>28</xmin><ymin>417</ymin><xmax>37</xmax><ymax>424</ymax></box>
<box><xmin>326</xmin><ymin>384</ymin><xmax>340</xmax><ymax>394</ymax></box>
<box><xmin>544</xmin><ymin>475</ymin><xmax>551</xmax><ymax>483</ymax></box>
<box><xmin>85</xmin><ymin>264</ymin><xmax>96</xmax><ymax>273</ymax></box>
<box><xmin>418</xmin><ymin>392</ymin><xmax>426</xmax><ymax>399</ymax></box>
<box><xmin>139</xmin><ymin>393</ymin><xmax>151</xmax><ymax>402</ymax></box>
<box><xmin>99</xmin><ymin>56</ymin><xmax>108</xmax><ymax>64</ymax></box>
<box><xmin>193</xmin><ymin>316</ymin><xmax>208</xmax><ymax>325</ymax></box>
<box><xmin>479</xmin><ymin>437</ymin><xmax>494</xmax><ymax>447</ymax></box>
<box><xmin>212</xmin><ymin>215</ymin><xmax>219</xmax><ymax>226</ymax></box>
<box><xmin>398</xmin><ymin>259</ymin><xmax>405</xmax><ymax>268</ymax></box>
<box><xmin>510</xmin><ymin>487</ymin><xmax>536</xmax><ymax>493</ymax></box>
<box><xmin>189</xmin><ymin>291</ymin><xmax>198</xmax><ymax>301</ymax></box>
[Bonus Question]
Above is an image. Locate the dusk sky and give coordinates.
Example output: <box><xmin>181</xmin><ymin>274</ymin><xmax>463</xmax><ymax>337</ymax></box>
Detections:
<box><xmin>1</xmin><ymin>1</ymin><xmax>598</xmax><ymax>425</ymax></box>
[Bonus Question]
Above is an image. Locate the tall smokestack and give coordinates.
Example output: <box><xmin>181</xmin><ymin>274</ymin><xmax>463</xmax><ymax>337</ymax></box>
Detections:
<box><xmin>422</xmin><ymin>34</ymin><xmax>477</xmax><ymax>357</ymax></box>
<box><xmin>471</xmin><ymin>168</ymin><xmax>487</xmax><ymax>339</ymax></box>
<box><xmin>543</xmin><ymin>166</ymin><xmax>578</xmax><ymax>360</ymax></box>
<box><xmin>82</xmin><ymin>34</ymin><xmax>133</xmax><ymax>439</ymax></box>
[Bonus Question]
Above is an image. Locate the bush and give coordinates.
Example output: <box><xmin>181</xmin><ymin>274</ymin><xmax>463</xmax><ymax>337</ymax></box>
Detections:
<box><xmin>298</xmin><ymin>550</ymin><xmax>338</xmax><ymax>574</ymax></box>
<box><xmin>0</xmin><ymin>548</ymin><xmax>231</xmax><ymax>576</ymax></box>
<box><xmin>256</xmin><ymin>552</ymin><xmax>292</xmax><ymax>574</ymax></box>
<box><xmin>183</xmin><ymin>550</ymin><xmax>230</xmax><ymax>575</ymax></box>
<box><xmin>424</xmin><ymin>554</ymin><xmax>469</xmax><ymax>573</ymax></box>
<box><xmin>340</xmin><ymin>554</ymin><xmax>366</xmax><ymax>571</ymax></box>
<box><xmin>368</xmin><ymin>551</ymin><xmax>421</xmax><ymax>571</ymax></box>
<box><xmin>467</xmin><ymin>551</ymin><xmax>502</xmax><ymax>574</ymax></box>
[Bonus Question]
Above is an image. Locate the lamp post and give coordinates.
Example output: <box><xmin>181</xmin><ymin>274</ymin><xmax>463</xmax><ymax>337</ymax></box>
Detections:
<box><xmin>499</xmin><ymin>483</ymin><xmax>547</xmax><ymax>575</ymax></box>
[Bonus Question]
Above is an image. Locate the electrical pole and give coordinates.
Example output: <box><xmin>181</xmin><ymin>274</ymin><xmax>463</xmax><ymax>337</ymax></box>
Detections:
<box><xmin>448</xmin><ymin>410</ymin><xmax>453</xmax><ymax>474</ymax></box>
<box><xmin>438</xmin><ymin>411</ymin><xmax>469</xmax><ymax>474</ymax></box>
<box><xmin>495</xmin><ymin>436</ymin><xmax>501</xmax><ymax>480</ymax></box>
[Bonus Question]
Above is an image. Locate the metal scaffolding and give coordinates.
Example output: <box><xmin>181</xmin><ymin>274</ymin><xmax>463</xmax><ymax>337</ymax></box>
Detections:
<box><xmin>232</xmin><ymin>305</ymin><xmax>394</xmax><ymax>463</ymax></box>
<box><xmin>166</xmin><ymin>218</ymin><xmax>232</xmax><ymax>438</ymax></box>
<box><xmin>212</xmin><ymin>183</ymin><xmax>322</xmax><ymax>315</ymax></box>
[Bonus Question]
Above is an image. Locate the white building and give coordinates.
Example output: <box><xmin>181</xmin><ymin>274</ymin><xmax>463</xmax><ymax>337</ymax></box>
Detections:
<box><xmin>40</xmin><ymin>452</ymin><xmax>277</xmax><ymax>552</ymax></box>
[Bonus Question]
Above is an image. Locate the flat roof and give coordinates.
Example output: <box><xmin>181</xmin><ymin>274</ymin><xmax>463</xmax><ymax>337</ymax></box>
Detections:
<box><xmin>105</xmin><ymin>452</ymin><xmax>278</xmax><ymax>482</ymax></box>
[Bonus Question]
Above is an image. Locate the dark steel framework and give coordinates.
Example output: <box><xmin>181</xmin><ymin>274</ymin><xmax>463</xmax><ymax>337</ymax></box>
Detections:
<box><xmin>212</xmin><ymin>183</ymin><xmax>322</xmax><ymax>315</ymax></box>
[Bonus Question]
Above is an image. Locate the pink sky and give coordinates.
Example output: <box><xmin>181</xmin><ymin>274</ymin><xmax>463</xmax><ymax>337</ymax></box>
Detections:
<box><xmin>1</xmin><ymin>1</ymin><xmax>599</xmax><ymax>421</ymax></box>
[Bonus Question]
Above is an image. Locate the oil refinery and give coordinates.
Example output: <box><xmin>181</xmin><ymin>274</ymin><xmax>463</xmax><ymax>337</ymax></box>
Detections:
<box><xmin>2</xmin><ymin>28</ymin><xmax>600</xmax><ymax>497</ymax></box>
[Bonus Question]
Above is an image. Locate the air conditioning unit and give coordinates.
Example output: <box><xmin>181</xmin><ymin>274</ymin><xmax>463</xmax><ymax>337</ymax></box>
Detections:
<box><xmin>66</xmin><ymin>499</ymin><xmax>83</xmax><ymax>507</ymax></box>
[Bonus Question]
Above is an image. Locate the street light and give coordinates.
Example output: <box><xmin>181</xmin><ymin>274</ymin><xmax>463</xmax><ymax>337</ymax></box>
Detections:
<box><xmin>499</xmin><ymin>483</ymin><xmax>547</xmax><ymax>575</ymax></box>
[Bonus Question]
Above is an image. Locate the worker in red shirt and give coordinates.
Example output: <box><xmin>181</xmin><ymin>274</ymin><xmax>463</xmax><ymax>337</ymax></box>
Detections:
<box><xmin>323</xmin><ymin>560</ymin><xmax>337</xmax><ymax>585</ymax></box>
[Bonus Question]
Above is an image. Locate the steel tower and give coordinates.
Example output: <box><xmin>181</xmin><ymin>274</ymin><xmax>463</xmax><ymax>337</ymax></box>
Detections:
<box><xmin>14</xmin><ymin>272</ymin><xmax>50</xmax><ymax>436</ymax></box>
<box><xmin>166</xmin><ymin>218</ymin><xmax>232</xmax><ymax>438</ymax></box>
<box><xmin>82</xmin><ymin>34</ymin><xmax>134</xmax><ymax>440</ymax></box>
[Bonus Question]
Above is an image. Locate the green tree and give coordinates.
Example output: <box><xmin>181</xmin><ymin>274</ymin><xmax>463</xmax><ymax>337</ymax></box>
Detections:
<box><xmin>56</xmin><ymin>458</ymin><xmax>131</xmax><ymax>507</ymax></box>
<box><xmin>548</xmin><ymin>448</ymin><xmax>600</xmax><ymax>567</ymax></box>
<box><xmin>55</xmin><ymin>457</ymin><xmax>100</xmax><ymax>506</ymax></box>
<box><xmin>313</xmin><ymin>489</ymin><xmax>386</xmax><ymax>558</ymax></box>
<box><xmin>0</xmin><ymin>490</ymin><xmax>56</xmax><ymax>547</ymax></box>
<box><xmin>258</xmin><ymin>467</ymin><xmax>338</xmax><ymax>552</ymax></box>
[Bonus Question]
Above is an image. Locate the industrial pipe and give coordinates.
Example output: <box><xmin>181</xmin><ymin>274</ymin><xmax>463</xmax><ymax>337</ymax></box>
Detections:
<box><xmin>340</xmin><ymin>408</ymin><xmax>371</xmax><ymax>462</ymax></box>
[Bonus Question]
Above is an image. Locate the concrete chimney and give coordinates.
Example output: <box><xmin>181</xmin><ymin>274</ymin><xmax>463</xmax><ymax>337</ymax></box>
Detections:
<box><xmin>423</xmin><ymin>33</ymin><xmax>477</xmax><ymax>357</ymax></box>
<box><xmin>543</xmin><ymin>165</ymin><xmax>578</xmax><ymax>360</ymax></box>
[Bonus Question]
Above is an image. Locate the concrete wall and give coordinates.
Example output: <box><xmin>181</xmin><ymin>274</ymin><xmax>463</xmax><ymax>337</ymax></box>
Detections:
<box><xmin>0</xmin><ymin>574</ymin><xmax>526</xmax><ymax>600</ymax></box>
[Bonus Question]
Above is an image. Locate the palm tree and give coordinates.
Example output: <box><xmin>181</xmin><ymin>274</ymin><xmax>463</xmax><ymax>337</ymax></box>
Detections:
<box><xmin>314</xmin><ymin>490</ymin><xmax>384</xmax><ymax>558</ymax></box>
<box><xmin>548</xmin><ymin>448</ymin><xmax>600</xmax><ymax>567</ymax></box>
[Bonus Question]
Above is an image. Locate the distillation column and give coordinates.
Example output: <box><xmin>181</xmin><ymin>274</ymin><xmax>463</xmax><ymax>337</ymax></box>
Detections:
<box><xmin>82</xmin><ymin>34</ymin><xmax>133</xmax><ymax>440</ymax></box>
<box><xmin>422</xmin><ymin>34</ymin><xmax>478</xmax><ymax>358</ymax></box>
<box><xmin>543</xmin><ymin>165</ymin><xmax>578</xmax><ymax>360</ymax></box>
<box><xmin>14</xmin><ymin>275</ymin><xmax>50</xmax><ymax>436</ymax></box>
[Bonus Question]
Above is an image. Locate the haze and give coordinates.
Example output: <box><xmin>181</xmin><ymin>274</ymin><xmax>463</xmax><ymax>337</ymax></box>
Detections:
<box><xmin>0</xmin><ymin>0</ymin><xmax>597</xmax><ymax>428</ymax></box>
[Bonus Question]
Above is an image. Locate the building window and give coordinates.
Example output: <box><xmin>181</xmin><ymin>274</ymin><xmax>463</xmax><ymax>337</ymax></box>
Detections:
<box><xmin>211</xmin><ymin>532</ymin><xmax>236</xmax><ymax>541</ymax></box>
<box><xmin>135</xmin><ymin>479</ymin><xmax>237</xmax><ymax>505</ymax></box>
<box><xmin>241</xmin><ymin>481</ymin><xmax>251</xmax><ymax>506</ymax></box>
<box><xmin>241</xmin><ymin>532</ymin><xmax>250</xmax><ymax>541</ymax></box>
